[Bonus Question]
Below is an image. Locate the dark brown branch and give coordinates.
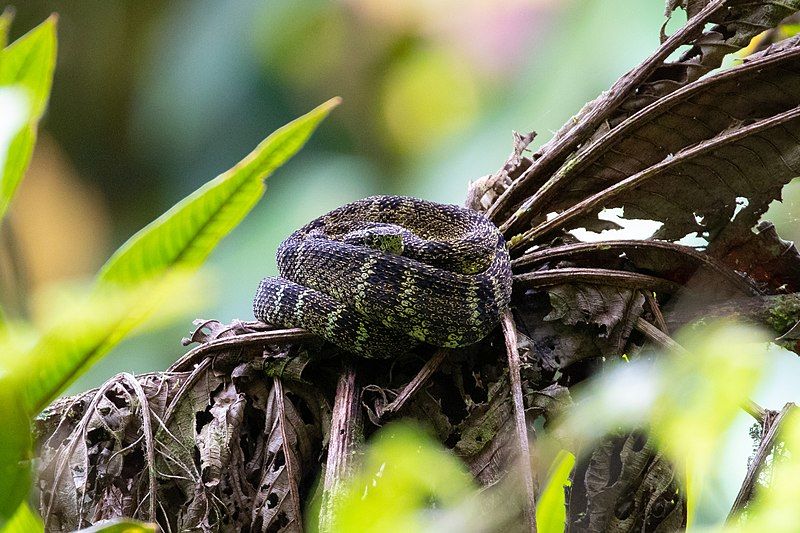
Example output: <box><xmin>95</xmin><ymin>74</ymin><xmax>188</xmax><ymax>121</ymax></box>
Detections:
<box><xmin>645</xmin><ymin>291</ymin><xmax>668</xmax><ymax>333</ymax></box>
<box><xmin>319</xmin><ymin>363</ymin><xmax>362</xmax><ymax>531</ymax></box>
<box><xmin>512</xmin><ymin>240</ymin><xmax>758</xmax><ymax>295</ymax></box>
<box><xmin>662</xmin><ymin>293</ymin><xmax>800</xmax><ymax>341</ymax></box>
<box><xmin>377</xmin><ymin>348</ymin><xmax>448</xmax><ymax>423</ymax></box>
<box><xmin>514</xmin><ymin>267</ymin><xmax>681</xmax><ymax>294</ymax></box>
<box><xmin>727</xmin><ymin>403</ymin><xmax>797</xmax><ymax>522</ymax></box>
<box><xmin>510</xmin><ymin>105</ymin><xmax>800</xmax><ymax>250</ymax></box>
<box><xmin>501</xmin><ymin>310</ymin><xmax>537</xmax><ymax>532</ymax></box>
<box><xmin>169</xmin><ymin>327</ymin><xmax>314</xmax><ymax>372</ymax></box>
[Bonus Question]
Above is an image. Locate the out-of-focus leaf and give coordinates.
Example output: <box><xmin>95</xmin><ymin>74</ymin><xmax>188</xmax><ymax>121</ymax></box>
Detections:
<box><xmin>9</xmin><ymin>274</ymin><xmax>201</xmax><ymax>415</ymax></box>
<box><xmin>0</xmin><ymin>382</ymin><xmax>32</xmax><ymax>525</ymax></box>
<box><xmin>1</xmin><ymin>502</ymin><xmax>43</xmax><ymax>533</ymax></box>
<box><xmin>649</xmin><ymin>324</ymin><xmax>768</xmax><ymax>473</ymax></box>
<box><xmin>98</xmin><ymin>97</ymin><xmax>339</xmax><ymax>286</ymax></box>
<box><xmin>73</xmin><ymin>518</ymin><xmax>156</xmax><ymax>533</ymax></box>
<box><xmin>0</xmin><ymin>86</ymin><xmax>28</xmax><ymax>211</ymax></box>
<box><xmin>0</xmin><ymin>15</ymin><xmax>56</xmax><ymax>221</ymax></box>
<box><xmin>555</xmin><ymin>321</ymin><xmax>768</xmax><ymax>527</ymax></box>
<box><xmin>537</xmin><ymin>450</ymin><xmax>574</xmax><ymax>533</ymax></box>
<box><xmin>328</xmin><ymin>423</ymin><xmax>475</xmax><ymax>532</ymax></box>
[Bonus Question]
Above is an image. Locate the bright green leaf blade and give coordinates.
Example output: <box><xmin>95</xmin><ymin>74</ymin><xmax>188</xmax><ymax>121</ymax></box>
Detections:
<box><xmin>0</xmin><ymin>377</ymin><xmax>33</xmax><ymax>524</ymax></box>
<box><xmin>537</xmin><ymin>450</ymin><xmax>575</xmax><ymax>533</ymax></box>
<box><xmin>98</xmin><ymin>97</ymin><xmax>340</xmax><ymax>286</ymax></box>
<box><xmin>0</xmin><ymin>15</ymin><xmax>57</xmax><ymax>116</ymax></box>
<box><xmin>0</xmin><ymin>15</ymin><xmax>57</xmax><ymax>221</ymax></box>
<box><xmin>0</xmin><ymin>277</ymin><xmax>199</xmax><ymax>517</ymax></box>
<box><xmin>1</xmin><ymin>503</ymin><xmax>43</xmax><ymax>533</ymax></box>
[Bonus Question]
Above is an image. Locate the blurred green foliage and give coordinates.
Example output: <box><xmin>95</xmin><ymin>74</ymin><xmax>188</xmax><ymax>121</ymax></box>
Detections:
<box><xmin>325</xmin><ymin>322</ymin><xmax>799</xmax><ymax>532</ymax></box>
<box><xmin>319</xmin><ymin>423</ymin><xmax>477</xmax><ymax>532</ymax></box>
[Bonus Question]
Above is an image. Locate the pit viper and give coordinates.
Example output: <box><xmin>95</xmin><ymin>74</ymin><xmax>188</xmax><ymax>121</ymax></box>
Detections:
<box><xmin>253</xmin><ymin>195</ymin><xmax>513</xmax><ymax>358</ymax></box>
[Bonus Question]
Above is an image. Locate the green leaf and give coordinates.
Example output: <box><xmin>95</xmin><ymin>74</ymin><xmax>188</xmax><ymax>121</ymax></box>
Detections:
<box><xmin>0</xmin><ymin>95</ymin><xmax>336</xmax><ymax>519</ymax></box>
<box><xmin>327</xmin><ymin>423</ymin><xmax>475</xmax><ymax>532</ymax></box>
<box><xmin>0</xmin><ymin>14</ymin><xmax>57</xmax><ymax>115</ymax></box>
<box><xmin>0</xmin><ymin>15</ymin><xmax>57</xmax><ymax>221</ymax></box>
<box><xmin>98</xmin><ymin>97</ymin><xmax>340</xmax><ymax>285</ymax></box>
<box><xmin>536</xmin><ymin>450</ymin><xmax>574</xmax><ymax>533</ymax></box>
<box><xmin>0</xmin><ymin>378</ymin><xmax>33</xmax><ymax>524</ymax></box>
<box><xmin>1</xmin><ymin>503</ymin><xmax>43</xmax><ymax>533</ymax></box>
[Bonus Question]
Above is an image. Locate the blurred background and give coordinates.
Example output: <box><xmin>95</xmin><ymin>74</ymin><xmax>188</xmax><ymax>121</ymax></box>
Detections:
<box><xmin>3</xmin><ymin>0</ymin><xmax>800</xmax><ymax>523</ymax></box>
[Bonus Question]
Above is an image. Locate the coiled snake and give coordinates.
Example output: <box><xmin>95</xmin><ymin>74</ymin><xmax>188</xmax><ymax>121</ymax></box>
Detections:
<box><xmin>253</xmin><ymin>195</ymin><xmax>513</xmax><ymax>358</ymax></box>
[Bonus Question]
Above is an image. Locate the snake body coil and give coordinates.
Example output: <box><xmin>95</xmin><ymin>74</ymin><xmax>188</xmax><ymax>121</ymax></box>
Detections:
<box><xmin>253</xmin><ymin>195</ymin><xmax>512</xmax><ymax>358</ymax></box>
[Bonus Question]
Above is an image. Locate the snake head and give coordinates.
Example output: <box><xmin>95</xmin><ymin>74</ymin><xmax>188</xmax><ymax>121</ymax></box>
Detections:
<box><xmin>365</xmin><ymin>231</ymin><xmax>405</xmax><ymax>255</ymax></box>
<box><xmin>342</xmin><ymin>224</ymin><xmax>406</xmax><ymax>256</ymax></box>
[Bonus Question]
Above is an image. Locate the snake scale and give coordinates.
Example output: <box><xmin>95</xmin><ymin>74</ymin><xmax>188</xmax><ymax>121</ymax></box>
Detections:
<box><xmin>253</xmin><ymin>195</ymin><xmax>513</xmax><ymax>358</ymax></box>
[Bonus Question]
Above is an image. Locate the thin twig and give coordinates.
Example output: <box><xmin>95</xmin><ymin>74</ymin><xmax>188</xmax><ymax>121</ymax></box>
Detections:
<box><xmin>512</xmin><ymin>240</ymin><xmax>758</xmax><ymax>295</ymax></box>
<box><xmin>644</xmin><ymin>291</ymin><xmax>669</xmax><ymax>333</ymax></box>
<box><xmin>727</xmin><ymin>402</ymin><xmax>796</xmax><ymax>522</ymax></box>
<box><xmin>169</xmin><ymin>328</ymin><xmax>314</xmax><ymax>372</ymax></box>
<box><xmin>634</xmin><ymin>317</ymin><xmax>767</xmax><ymax>425</ymax></box>
<box><xmin>379</xmin><ymin>348</ymin><xmax>448</xmax><ymax>422</ymax></box>
<box><xmin>319</xmin><ymin>363</ymin><xmax>362</xmax><ymax>532</ymax></box>
<box><xmin>515</xmin><ymin>267</ymin><xmax>681</xmax><ymax>294</ymax></box>
<box><xmin>501</xmin><ymin>309</ymin><xmax>537</xmax><ymax>532</ymax></box>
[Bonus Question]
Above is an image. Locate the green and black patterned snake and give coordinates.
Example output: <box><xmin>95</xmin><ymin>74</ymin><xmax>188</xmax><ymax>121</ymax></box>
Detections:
<box><xmin>253</xmin><ymin>195</ymin><xmax>513</xmax><ymax>358</ymax></box>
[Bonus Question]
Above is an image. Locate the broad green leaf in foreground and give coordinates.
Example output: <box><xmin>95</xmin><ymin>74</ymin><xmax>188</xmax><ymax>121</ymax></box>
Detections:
<box><xmin>0</xmin><ymin>88</ymin><xmax>28</xmax><ymax>185</ymax></box>
<box><xmin>0</xmin><ymin>99</ymin><xmax>337</xmax><ymax>519</ymax></box>
<box><xmin>325</xmin><ymin>423</ymin><xmax>475</xmax><ymax>532</ymax></box>
<box><xmin>11</xmin><ymin>275</ymin><xmax>201</xmax><ymax>414</ymax></box>
<box><xmin>0</xmin><ymin>15</ymin><xmax>57</xmax><ymax>221</ymax></box>
<box><xmin>1</xmin><ymin>502</ymin><xmax>43</xmax><ymax>533</ymax></box>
